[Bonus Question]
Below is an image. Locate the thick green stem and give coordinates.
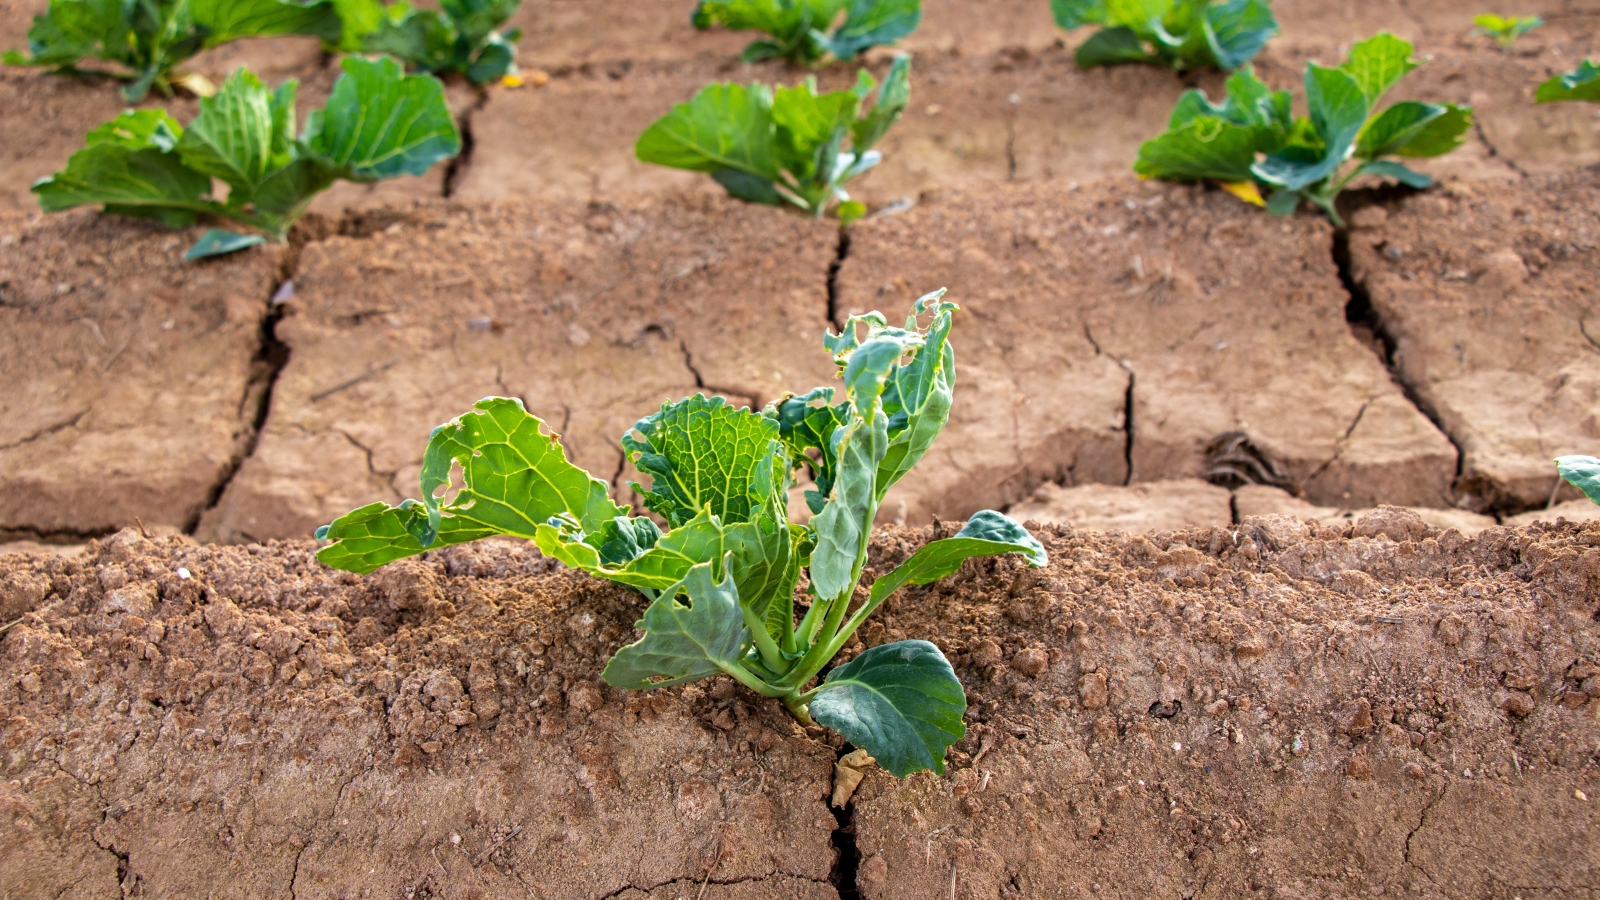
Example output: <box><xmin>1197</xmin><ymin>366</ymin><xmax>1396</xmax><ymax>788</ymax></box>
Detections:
<box><xmin>720</xmin><ymin>661</ymin><xmax>790</xmax><ymax>699</ymax></box>
<box><xmin>741</xmin><ymin>602</ymin><xmax>788</xmax><ymax>675</ymax></box>
<box><xmin>781</xmin><ymin>689</ymin><xmax>816</xmax><ymax>725</ymax></box>
<box><xmin>778</xmin><ymin>586</ymin><xmax>852</xmax><ymax>690</ymax></box>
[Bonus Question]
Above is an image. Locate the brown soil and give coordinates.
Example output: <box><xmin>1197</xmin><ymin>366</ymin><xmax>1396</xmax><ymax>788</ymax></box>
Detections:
<box><xmin>195</xmin><ymin>196</ymin><xmax>838</xmax><ymax>544</ymax></box>
<box><xmin>3</xmin><ymin>513</ymin><xmax>1597</xmax><ymax>897</ymax></box>
<box><xmin>0</xmin><ymin>211</ymin><xmax>284</xmax><ymax>537</ymax></box>
<box><xmin>1346</xmin><ymin>171</ymin><xmax>1600</xmax><ymax>515</ymax></box>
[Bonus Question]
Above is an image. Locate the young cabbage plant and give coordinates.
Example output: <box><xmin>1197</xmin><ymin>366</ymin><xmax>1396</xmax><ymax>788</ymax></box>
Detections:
<box><xmin>314</xmin><ymin>293</ymin><xmax>1047</xmax><ymax>776</ymax></box>
<box><xmin>636</xmin><ymin>55</ymin><xmax>909</xmax><ymax>224</ymax></box>
<box><xmin>33</xmin><ymin>57</ymin><xmax>460</xmax><ymax>259</ymax></box>
<box><xmin>1134</xmin><ymin>33</ymin><xmax>1472</xmax><ymax>226</ymax></box>
<box><xmin>1473</xmin><ymin>14</ymin><xmax>1541</xmax><ymax>51</ymax></box>
<box><xmin>335</xmin><ymin>0</ymin><xmax>522</xmax><ymax>84</ymax></box>
<box><xmin>692</xmin><ymin>0</ymin><xmax>920</xmax><ymax>65</ymax></box>
<box><xmin>3</xmin><ymin>0</ymin><xmax>341</xmax><ymax>101</ymax></box>
<box><xmin>1051</xmin><ymin>0</ymin><xmax>1277</xmax><ymax>71</ymax></box>
<box><xmin>1537</xmin><ymin>61</ymin><xmax>1600</xmax><ymax>104</ymax></box>
<box><xmin>1556</xmin><ymin>455</ymin><xmax>1600</xmax><ymax>506</ymax></box>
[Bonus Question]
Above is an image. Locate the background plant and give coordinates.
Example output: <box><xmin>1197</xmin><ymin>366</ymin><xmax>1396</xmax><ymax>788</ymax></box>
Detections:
<box><xmin>3</xmin><ymin>0</ymin><xmax>341</xmax><ymax>101</ymax></box>
<box><xmin>1051</xmin><ymin>0</ymin><xmax>1277</xmax><ymax>71</ymax></box>
<box><xmin>335</xmin><ymin>0</ymin><xmax>522</xmax><ymax>84</ymax></box>
<box><xmin>1134</xmin><ymin>33</ymin><xmax>1471</xmax><ymax>225</ymax></box>
<box><xmin>315</xmin><ymin>293</ymin><xmax>1046</xmax><ymax>775</ymax></box>
<box><xmin>1557</xmin><ymin>456</ymin><xmax>1600</xmax><ymax>505</ymax></box>
<box><xmin>636</xmin><ymin>55</ymin><xmax>908</xmax><ymax>223</ymax></box>
<box><xmin>692</xmin><ymin>0</ymin><xmax>920</xmax><ymax>65</ymax></box>
<box><xmin>34</xmin><ymin>56</ymin><xmax>460</xmax><ymax>259</ymax></box>
<box><xmin>1537</xmin><ymin>61</ymin><xmax>1600</xmax><ymax>103</ymax></box>
<box><xmin>1473</xmin><ymin>13</ymin><xmax>1541</xmax><ymax>51</ymax></box>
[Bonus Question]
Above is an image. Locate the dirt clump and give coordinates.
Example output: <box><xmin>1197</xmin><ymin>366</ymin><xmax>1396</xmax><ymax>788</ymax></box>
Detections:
<box><xmin>1236</xmin><ymin>484</ymin><xmax>1499</xmax><ymax>536</ymax></box>
<box><xmin>837</xmin><ymin>180</ymin><xmax>1456</xmax><ymax>523</ymax></box>
<box><xmin>1010</xmin><ymin>479</ymin><xmax>1233</xmax><ymax>532</ymax></box>
<box><xmin>197</xmin><ymin>196</ymin><xmax>838</xmax><ymax>543</ymax></box>
<box><xmin>1347</xmin><ymin>171</ymin><xmax>1600</xmax><ymax>515</ymax></box>
<box><xmin>0</xmin><ymin>210</ymin><xmax>285</xmax><ymax>538</ymax></box>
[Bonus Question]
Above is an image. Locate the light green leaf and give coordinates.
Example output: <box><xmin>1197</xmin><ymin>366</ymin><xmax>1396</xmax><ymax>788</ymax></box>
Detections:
<box><xmin>819</xmin><ymin>0</ymin><xmax>920</xmax><ymax>60</ymax></box>
<box><xmin>1134</xmin><ymin>114</ymin><xmax>1259</xmax><ymax>181</ymax></box>
<box><xmin>1074</xmin><ymin>26</ymin><xmax>1154</xmax><ymax>67</ymax></box>
<box><xmin>864</xmin><ymin>510</ymin><xmax>1046</xmax><ymax>609</ymax></box>
<box><xmin>185</xmin><ymin>229</ymin><xmax>266</xmax><ymax>260</ymax></box>
<box><xmin>11</xmin><ymin>0</ymin><xmax>131</xmax><ymax>68</ymax></box>
<box><xmin>622</xmin><ymin>394</ymin><xmax>787</xmax><ymax>529</ymax></box>
<box><xmin>32</xmin><ymin>141</ymin><xmax>213</xmax><ymax>223</ymax></box>
<box><xmin>636</xmin><ymin>81</ymin><xmax>780</xmax><ymax>181</ymax></box>
<box><xmin>809</xmin><ymin>640</ymin><xmax>966</xmax><ymax>776</ymax></box>
<box><xmin>190</xmin><ymin>0</ymin><xmax>342</xmax><ymax>44</ymax></box>
<box><xmin>850</xmin><ymin>54</ymin><xmax>910</xmax><ymax>152</ymax></box>
<box><xmin>303</xmin><ymin>55</ymin><xmax>461</xmax><ymax>181</ymax></box>
<box><xmin>177</xmin><ymin>68</ymin><xmax>293</xmax><ymax>198</ymax></box>
<box><xmin>1355</xmin><ymin>100</ymin><xmax>1444</xmax><ymax>159</ymax></box>
<box><xmin>1537</xmin><ymin>61</ymin><xmax>1600</xmax><ymax>104</ymax></box>
<box><xmin>602</xmin><ymin>560</ymin><xmax>751</xmax><ymax>690</ymax></box>
<box><xmin>808</xmin><ymin>391</ymin><xmax>889</xmax><ymax>602</ymax></box>
<box><xmin>877</xmin><ymin>290</ymin><xmax>956</xmax><ymax>498</ymax></box>
<box><xmin>313</xmin><ymin>500</ymin><xmax>501</xmax><ymax>574</ymax></box>
<box><xmin>1102</xmin><ymin>0</ymin><xmax>1167</xmax><ymax>31</ymax></box>
<box><xmin>1556</xmin><ymin>455</ymin><xmax>1600</xmax><ymax>506</ymax></box>
<box><xmin>1391</xmin><ymin>102</ymin><xmax>1471</xmax><ymax>158</ymax></box>
<box><xmin>84</xmin><ymin>109</ymin><xmax>185</xmax><ymax>151</ymax></box>
<box><xmin>1050</xmin><ymin>0</ymin><xmax>1107</xmax><ymax>29</ymax></box>
<box><xmin>1338</xmin><ymin>32</ymin><xmax>1416</xmax><ymax>106</ymax></box>
<box><xmin>772</xmin><ymin>77</ymin><xmax>860</xmax><ymax>180</ymax></box>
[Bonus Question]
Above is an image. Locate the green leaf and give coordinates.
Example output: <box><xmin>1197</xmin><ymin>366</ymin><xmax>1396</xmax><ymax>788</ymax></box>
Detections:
<box><xmin>820</xmin><ymin>0</ymin><xmax>920</xmax><ymax>60</ymax></box>
<box><xmin>190</xmin><ymin>0</ymin><xmax>342</xmax><ymax>45</ymax></box>
<box><xmin>1051</xmin><ymin>0</ymin><xmax>1107</xmax><ymax>29</ymax></box>
<box><xmin>636</xmin><ymin>81</ymin><xmax>780</xmax><ymax>181</ymax></box>
<box><xmin>313</xmin><ymin>500</ymin><xmax>501</xmax><ymax>574</ymax></box>
<box><xmin>601</xmin><ymin>559</ymin><xmax>751</xmax><ymax>690</ymax></box>
<box><xmin>1338</xmin><ymin>32</ymin><xmax>1416</xmax><ymax>106</ymax></box>
<box><xmin>711</xmin><ymin>169</ymin><xmax>785</xmax><ymax>205</ymax></box>
<box><xmin>85</xmin><ymin>109</ymin><xmax>185</xmax><ymax>151</ymax></box>
<box><xmin>1556</xmin><ymin>455</ymin><xmax>1600</xmax><ymax>506</ymax></box>
<box><xmin>836</xmin><ymin>199</ymin><xmax>867</xmax><ymax>225</ymax></box>
<box><xmin>774</xmin><ymin>386</ymin><xmax>849</xmax><ymax>512</ymax></box>
<box><xmin>863</xmin><ymin>510</ymin><xmax>1046</xmax><ymax>610</ymax></box>
<box><xmin>1265</xmin><ymin>186</ymin><xmax>1300</xmax><ymax>216</ymax></box>
<box><xmin>185</xmin><ymin>229</ymin><xmax>266</xmax><ymax>260</ymax></box>
<box><xmin>1474</xmin><ymin>14</ymin><xmax>1540</xmax><ymax>49</ymax></box>
<box><xmin>1134</xmin><ymin>115</ymin><xmax>1259</xmax><ymax>181</ymax></box>
<box><xmin>12</xmin><ymin>0</ymin><xmax>134</xmax><ymax>68</ymax></box>
<box><xmin>303</xmin><ymin>56</ymin><xmax>461</xmax><ymax>181</ymax></box>
<box><xmin>850</xmin><ymin>54</ymin><xmax>910</xmax><ymax>152</ymax></box>
<box><xmin>1391</xmin><ymin>103</ymin><xmax>1471</xmax><ymax>158</ymax></box>
<box><xmin>32</xmin><ymin>141</ymin><xmax>213</xmax><ymax>223</ymax></box>
<box><xmin>1102</xmin><ymin>0</ymin><xmax>1167</xmax><ymax>31</ymax></box>
<box><xmin>1202</xmin><ymin>0</ymin><xmax>1276</xmax><ymax>71</ymax></box>
<box><xmin>315</xmin><ymin>396</ymin><xmax>625</xmax><ymax>572</ymax></box>
<box><xmin>1350</xmin><ymin>159</ymin><xmax>1431</xmax><ymax>189</ymax></box>
<box><xmin>622</xmin><ymin>394</ymin><xmax>788</xmax><ymax>530</ymax></box>
<box><xmin>441</xmin><ymin>0</ymin><xmax>520</xmax><ymax>46</ymax></box>
<box><xmin>808</xmin><ymin>382</ymin><xmax>889</xmax><ymax>602</ymax></box>
<box><xmin>809</xmin><ymin>640</ymin><xmax>967</xmax><ymax>776</ymax></box>
<box><xmin>877</xmin><ymin>290</ymin><xmax>957</xmax><ymax>498</ymax></box>
<box><xmin>176</xmin><ymin>69</ymin><xmax>293</xmax><ymax>198</ymax></box>
<box><xmin>1074</xmin><ymin>26</ymin><xmax>1154</xmax><ymax>67</ymax></box>
<box><xmin>1355</xmin><ymin>100</ymin><xmax>1443</xmax><ymax>159</ymax></box>
<box><xmin>1537</xmin><ymin>61</ymin><xmax>1600</xmax><ymax>104</ymax></box>
<box><xmin>1252</xmin><ymin>64</ymin><xmax>1365</xmax><ymax>190</ymax></box>
<box><xmin>363</xmin><ymin>8</ymin><xmax>458</xmax><ymax>71</ymax></box>
<box><xmin>772</xmin><ymin>77</ymin><xmax>861</xmax><ymax>181</ymax></box>
<box><xmin>466</xmin><ymin>34</ymin><xmax>517</xmax><ymax>83</ymax></box>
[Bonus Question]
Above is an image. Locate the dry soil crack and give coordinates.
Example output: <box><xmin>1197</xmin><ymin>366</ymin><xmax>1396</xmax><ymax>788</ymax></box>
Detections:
<box><xmin>443</xmin><ymin>86</ymin><xmax>491</xmax><ymax>198</ymax></box>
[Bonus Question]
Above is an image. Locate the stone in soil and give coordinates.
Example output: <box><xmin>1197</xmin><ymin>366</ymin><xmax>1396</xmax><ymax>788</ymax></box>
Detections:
<box><xmin>1346</xmin><ymin>172</ymin><xmax>1600</xmax><ymax>513</ymax></box>
<box><xmin>1009</xmin><ymin>479</ymin><xmax>1233</xmax><ymax>532</ymax></box>
<box><xmin>835</xmin><ymin>181</ymin><xmax>1455</xmax><ymax>523</ymax></box>
<box><xmin>197</xmin><ymin>196</ymin><xmax>839</xmax><ymax>543</ymax></box>
<box><xmin>0</xmin><ymin>211</ymin><xmax>284</xmax><ymax>536</ymax></box>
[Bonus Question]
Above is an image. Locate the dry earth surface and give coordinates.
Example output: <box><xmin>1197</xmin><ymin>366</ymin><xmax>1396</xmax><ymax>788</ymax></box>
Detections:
<box><xmin>0</xmin><ymin>514</ymin><xmax>1596</xmax><ymax>897</ymax></box>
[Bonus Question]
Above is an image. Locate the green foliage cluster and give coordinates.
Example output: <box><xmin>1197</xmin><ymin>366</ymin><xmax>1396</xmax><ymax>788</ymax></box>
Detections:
<box><xmin>1051</xmin><ymin>0</ymin><xmax>1278</xmax><ymax>71</ymax></box>
<box><xmin>33</xmin><ymin>56</ymin><xmax>460</xmax><ymax>258</ymax></box>
<box><xmin>314</xmin><ymin>294</ymin><xmax>1047</xmax><ymax>776</ymax></box>
<box><xmin>1557</xmin><ymin>456</ymin><xmax>1600</xmax><ymax>506</ymax></box>
<box><xmin>636</xmin><ymin>55</ymin><xmax>910</xmax><ymax>223</ymax></box>
<box><xmin>1134</xmin><ymin>33</ymin><xmax>1472</xmax><ymax>225</ymax></box>
<box><xmin>1473</xmin><ymin>14</ymin><xmax>1541</xmax><ymax>50</ymax></box>
<box><xmin>335</xmin><ymin>0</ymin><xmax>522</xmax><ymax>84</ymax></box>
<box><xmin>692</xmin><ymin>0</ymin><xmax>920</xmax><ymax>65</ymax></box>
<box><xmin>3</xmin><ymin>0</ymin><xmax>340</xmax><ymax>101</ymax></box>
<box><xmin>1537</xmin><ymin>61</ymin><xmax>1600</xmax><ymax>104</ymax></box>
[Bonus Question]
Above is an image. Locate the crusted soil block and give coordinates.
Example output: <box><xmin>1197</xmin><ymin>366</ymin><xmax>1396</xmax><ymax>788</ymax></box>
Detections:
<box><xmin>0</xmin><ymin>531</ymin><xmax>839</xmax><ymax>899</ymax></box>
<box><xmin>1345</xmin><ymin>173</ymin><xmax>1600</xmax><ymax>514</ymax></box>
<box><xmin>197</xmin><ymin>196</ymin><xmax>838</xmax><ymax>543</ymax></box>
<box><xmin>4</xmin><ymin>516</ymin><xmax>1598</xmax><ymax>897</ymax></box>
<box><xmin>1235</xmin><ymin>485</ymin><xmax>1498</xmax><ymax>536</ymax></box>
<box><xmin>844</xmin><ymin>511</ymin><xmax>1600</xmax><ymax>898</ymax></box>
<box><xmin>1009</xmin><ymin>479</ymin><xmax>1234</xmax><ymax>533</ymax></box>
<box><xmin>0</xmin><ymin>211</ymin><xmax>284</xmax><ymax>537</ymax></box>
<box><xmin>835</xmin><ymin>181</ymin><xmax>1456</xmax><ymax>523</ymax></box>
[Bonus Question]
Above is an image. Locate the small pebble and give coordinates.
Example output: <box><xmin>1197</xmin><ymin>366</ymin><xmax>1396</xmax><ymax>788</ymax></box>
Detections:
<box><xmin>176</xmin><ymin>567</ymin><xmax>191</xmax><ymax>580</ymax></box>
<box><xmin>1578</xmin><ymin>790</ymin><xmax>1589</xmax><ymax>802</ymax></box>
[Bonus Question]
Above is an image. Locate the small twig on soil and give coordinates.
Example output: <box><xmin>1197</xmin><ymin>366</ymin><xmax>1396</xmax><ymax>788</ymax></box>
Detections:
<box><xmin>971</xmin><ymin>729</ymin><xmax>996</xmax><ymax>765</ymax></box>
<box><xmin>923</xmin><ymin>825</ymin><xmax>952</xmax><ymax>866</ymax></box>
<box><xmin>430</xmin><ymin>846</ymin><xmax>447</xmax><ymax>876</ymax></box>
<box><xmin>310</xmin><ymin>361</ymin><xmax>399</xmax><ymax>403</ymax></box>
<box><xmin>1375</xmin><ymin>616</ymin><xmax>1407</xmax><ymax>624</ymax></box>
<box><xmin>471</xmin><ymin>824</ymin><xmax>522</xmax><ymax>866</ymax></box>
<box><xmin>977</xmin><ymin>770</ymin><xmax>992</xmax><ymax>793</ymax></box>
<box><xmin>0</xmin><ymin>601</ymin><xmax>61</xmax><ymax>636</ymax></box>
<box><xmin>948</xmin><ymin>860</ymin><xmax>958</xmax><ymax>900</ymax></box>
<box><xmin>696</xmin><ymin>840</ymin><xmax>727</xmax><ymax>900</ymax></box>
<box><xmin>134</xmin><ymin>517</ymin><xmax>150</xmax><ymax>539</ymax></box>
<box><xmin>1547</xmin><ymin>475</ymin><xmax>1563</xmax><ymax>510</ymax></box>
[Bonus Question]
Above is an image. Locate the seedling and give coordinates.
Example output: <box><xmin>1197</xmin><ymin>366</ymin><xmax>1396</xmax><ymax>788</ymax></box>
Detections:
<box><xmin>1556</xmin><ymin>456</ymin><xmax>1600</xmax><ymax>505</ymax></box>
<box><xmin>335</xmin><ymin>0</ymin><xmax>523</xmax><ymax>84</ymax></box>
<box><xmin>33</xmin><ymin>57</ymin><xmax>460</xmax><ymax>259</ymax></box>
<box><xmin>1473</xmin><ymin>14</ymin><xmax>1541</xmax><ymax>51</ymax></box>
<box><xmin>1051</xmin><ymin>0</ymin><xmax>1278</xmax><ymax>71</ymax></box>
<box><xmin>636</xmin><ymin>55</ymin><xmax>908</xmax><ymax>223</ymax></box>
<box><xmin>1537</xmin><ymin>61</ymin><xmax>1600</xmax><ymax>104</ymax></box>
<box><xmin>692</xmin><ymin>0</ymin><xmax>920</xmax><ymax>65</ymax></box>
<box><xmin>315</xmin><ymin>294</ymin><xmax>1047</xmax><ymax>776</ymax></box>
<box><xmin>1134</xmin><ymin>33</ymin><xmax>1472</xmax><ymax>226</ymax></box>
<box><xmin>3</xmin><ymin>0</ymin><xmax>341</xmax><ymax>101</ymax></box>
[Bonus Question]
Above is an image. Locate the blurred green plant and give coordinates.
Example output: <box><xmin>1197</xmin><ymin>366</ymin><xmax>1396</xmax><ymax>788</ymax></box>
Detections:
<box><xmin>1051</xmin><ymin>0</ymin><xmax>1278</xmax><ymax>71</ymax></box>
<box><xmin>1473</xmin><ymin>14</ymin><xmax>1541</xmax><ymax>50</ymax></box>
